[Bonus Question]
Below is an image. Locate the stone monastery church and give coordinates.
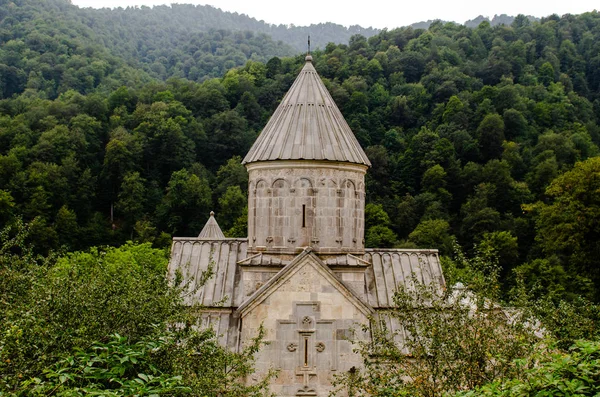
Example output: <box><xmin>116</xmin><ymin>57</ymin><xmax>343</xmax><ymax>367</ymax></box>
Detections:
<box><xmin>169</xmin><ymin>54</ymin><xmax>445</xmax><ymax>396</ymax></box>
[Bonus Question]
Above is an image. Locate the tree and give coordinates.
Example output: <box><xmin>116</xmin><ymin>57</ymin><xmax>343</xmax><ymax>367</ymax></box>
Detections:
<box><xmin>23</xmin><ymin>334</ymin><xmax>189</xmax><ymax>396</ymax></box>
<box><xmin>365</xmin><ymin>203</ymin><xmax>398</xmax><ymax>247</ymax></box>
<box><xmin>133</xmin><ymin>102</ymin><xmax>196</xmax><ymax>183</ymax></box>
<box><xmin>156</xmin><ymin>169</ymin><xmax>212</xmax><ymax>236</ymax></box>
<box><xmin>366</xmin><ymin>225</ymin><xmax>398</xmax><ymax>248</ymax></box>
<box><xmin>116</xmin><ymin>171</ymin><xmax>147</xmax><ymax>235</ymax></box>
<box><xmin>456</xmin><ymin>341</ymin><xmax>600</xmax><ymax>397</ymax></box>
<box><xmin>215</xmin><ymin>155</ymin><xmax>248</xmax><ymax>199</ymax></box>
<box><xmin>0</xmin><ymin>239</ymin><xmax>180</xmax><ymax>389</ymax></box>
<box><xmin>0</xmin><ymin>190</ymin><xmax>15</xmax><ymax>224</ymax></box>
<box><xmin>217</xmin><ymin>185</ymin><xmax>246</xmax><ymax>233</ymax></box>
<box><xmin>334</xmin><ymin>275</ymin><xmax>538</xmax><ymax>397</ymax></box>
<box><xmin>102</xmin><ymin>127</ymin><xmax>142</xmax><ymax>203</ymax></box>
<box><xmin>0</xmin><ymin>222</ymin><xmax>272</xmax><ymax>396</ymax></box>
<box><xmin>538</xmin><ymin>61</ymin><xmax>555</xmax><ymax>86</ymax></box>
<box><xmin>460</xmin><ymin>184</ymin><xmax>502</xmax><ymax>244</ymax></box>
<box><xmin>531</xmin><ymin>157</ymin><xmax>600</xmax><ymax>298</ymax></box>
<box><xmin>408</xmin><ymin>219</ymin><xmax>454</xmax><ymax>255</ymax></box>
<box><xmin>502</xmin><ymin>108</ymin><xmax>527</xmax><ymax>141</ymax></box>
<box><xmin>443</xmin><ymin>95</ymin><xmax>469</xmax><ymax>128</ymax></box>
<box><xmin>477</xmin><ymin>113</ymin><xmax>505</xmax><ymax>161</ymax></box>
<box><xmin>421</xmin><ymin>164</ymin><xmax>447</xmax><ymax>193</ymax></box>
<box><xmin>266</xmin><ymin>56</ymin><xmax>282</xmax><ymax>78</ymax></box>
<box><xmin>55</xmin><ymin>205</ymin><xmax>78</xmax><ymax>248</ymax></box>
<box><xmin>478</xmin><ymin>231</ymin><xmax>519</xmax><ymax>281</ymax></box>
<box><xmin>513</xmin><ymin>257</ymin><xmax>595</xmax><ymax>302</ymax></box>
<box><xmin>205</xmin><ymin>110</ymin><xmax>252</xmax><ymax>169</ymax></box>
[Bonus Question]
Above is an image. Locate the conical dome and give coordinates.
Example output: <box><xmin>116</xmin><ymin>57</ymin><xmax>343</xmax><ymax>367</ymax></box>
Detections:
<box><xmin>242</xmin><ymin>56</ymin><xmax>371</xmax><ymax>166</ymax></box>
<box><xmin>198</xmin><ymin>211</ymin><xmax>225</xmax><ymax>239</ymax></box>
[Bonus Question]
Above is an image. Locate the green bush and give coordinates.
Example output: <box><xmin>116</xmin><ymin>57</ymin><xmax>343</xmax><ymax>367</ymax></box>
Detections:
<box><xmin>1</xmin><ymin>221</ymin><xmax>273</xmax><ymax>396</ymax></box>
<box><xmin>456</xmin><ymin>340</ymin><xmax>600</xmax><ymax>397</ymax></box>
<box><xmin>23</xmin><ymin>334</ymin><xmax>188</xmax><ymax>396</ymax></box>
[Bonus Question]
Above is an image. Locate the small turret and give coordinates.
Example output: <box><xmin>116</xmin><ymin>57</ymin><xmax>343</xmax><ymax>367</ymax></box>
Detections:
<box><xmin>198</xmin><ymin>211</ymin><xmax>225</xmax><ymax>239</ymax></box>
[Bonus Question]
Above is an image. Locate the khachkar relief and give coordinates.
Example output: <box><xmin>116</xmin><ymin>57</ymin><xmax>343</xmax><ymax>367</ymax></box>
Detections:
<box><xmin>277</xmin><ymin>302</ymin><xmax>339</xmax><ymax>396</ymax></box>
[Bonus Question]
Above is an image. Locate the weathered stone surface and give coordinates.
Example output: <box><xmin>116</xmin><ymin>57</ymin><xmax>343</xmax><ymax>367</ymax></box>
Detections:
<box><xmin>168</xmin><ymin>237</ymin><xmax>444</xmax><ymax>396</ymax></box>
<box><xmin>238</xmin><ymin>250</ymin><xmax>371</xmax><ymax>396</ymax></box>
<box><xmin>247</xmin><ymin>160</ymin><xmax>367</xmax><ymax>255</ymax></box>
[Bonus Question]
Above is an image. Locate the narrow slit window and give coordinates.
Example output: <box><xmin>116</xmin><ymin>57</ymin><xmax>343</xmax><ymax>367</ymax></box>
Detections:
<box><xmin>302</xmin><ymin>204</ymin><xmax>306</xmax><ymax>228</ymax></box>
<box><xmin>304</xmin><ymin>338</ymin><xmax>309</xmax><ymax>366</ymax></box>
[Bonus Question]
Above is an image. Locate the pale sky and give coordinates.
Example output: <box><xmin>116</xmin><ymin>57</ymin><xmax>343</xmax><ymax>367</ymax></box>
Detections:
<box><xmin>71</xmin><ymin>0</ymin><xmax>598</xmax><ymax>29</ymax></box>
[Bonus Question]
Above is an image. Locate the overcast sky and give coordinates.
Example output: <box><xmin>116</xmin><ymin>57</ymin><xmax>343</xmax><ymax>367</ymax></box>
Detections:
<box><xmin>70</xmin><ymin>0</ymin><xmax>598</xmax><ymax>29</ymax></box>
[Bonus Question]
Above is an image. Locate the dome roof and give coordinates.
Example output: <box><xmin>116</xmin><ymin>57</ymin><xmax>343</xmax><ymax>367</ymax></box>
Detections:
<box><xmin>242</xmin><ymin>56</ymin><xmax>371</xmax><ymax>166</ymax></box>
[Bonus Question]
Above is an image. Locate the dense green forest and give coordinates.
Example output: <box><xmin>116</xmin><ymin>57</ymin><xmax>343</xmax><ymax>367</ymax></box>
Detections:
<box><xmin>0</xmin><ymin>222</ymin><xmax>274</xmax><ymax>394</ymax></box>
<box><xmin>412</xmin><ymin>14</ymin><xmax>539</xmax><ymax>30</ymax></box>
<box><xmin>1</xmin><ymin>1</ymin><xmax>600</xmax><ymax>394</ymax></box>
<box><xmin>0</xmin><ymin>0</ymin><xmax>299</xmax><ymax>92</ymax></box>
<box><xmin>76</xmin><ymin>3</ymin><xmax>379</xmax><ymax>54</ymax></box>
<box><xmin>2</xmin><ymin>1</ymin><xmax>599</xmax><ymax>299</ymax></box>
<box><xmin>464</xmin><ymin>14</ymin><xmax>540</xmax><ymax>28</ymax></box>
<box><xmin>0</xmin><ymin>0</ymin><xmax>379</xmax><ymax>89</ymax></box>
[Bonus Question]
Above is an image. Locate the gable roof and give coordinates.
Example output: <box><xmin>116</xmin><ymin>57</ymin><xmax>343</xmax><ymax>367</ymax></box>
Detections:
<box><xmin>242</xmin><ymin>55</ymin><xmax>371</xmax><ymax>166</ymax></box>
<box><xmin>168</xmin><ymin>238</ymin><xmax>248</xmax><ymax>307</ymax></box>
<box><xmin>363</xmin><ymin>249</ymin><xmax>445</xmax><ymax>308</ymax></box>
<box><xmin>198</xmin><ymin>211</ymin><xmax>225</xmax><ymax>239</ymax></box>
<box><xmin>237</xmin><ymin>248</ymin><xmax>374</xmax><ymax>318</ymax></box>
<box><xmin>169</xmin><ymin>237</ymin><xmax>445</xmax><ymax>311</ymax></box>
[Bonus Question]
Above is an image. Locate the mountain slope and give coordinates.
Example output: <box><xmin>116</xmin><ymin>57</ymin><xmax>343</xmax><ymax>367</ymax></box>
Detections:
<box><xmin>0</xmin><ymin>0</ymin><xmax>298</xmax><ymax>97</ymax></box>
<box><xmin>1</xmin><ymin>1</ymin><xmax>600</xmax><ymax>301</ymax></box>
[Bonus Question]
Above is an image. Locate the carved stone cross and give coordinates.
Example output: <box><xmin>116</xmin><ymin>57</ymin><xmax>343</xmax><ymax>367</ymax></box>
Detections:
<box><xmin>277</xmin><ymin>302</ymin><xmax>338</xmax><ymax>396</ymax></box>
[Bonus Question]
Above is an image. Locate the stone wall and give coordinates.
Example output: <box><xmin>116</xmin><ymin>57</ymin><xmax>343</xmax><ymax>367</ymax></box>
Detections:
<box><xmin>246</xmin><ymin>160</ymin><xmax>367</xmax><ymax>255</ymax></box>
<box><xmin>239</xmin><ymin>254</ymin><xmax>370</xmax><ymax>397</ymax></box>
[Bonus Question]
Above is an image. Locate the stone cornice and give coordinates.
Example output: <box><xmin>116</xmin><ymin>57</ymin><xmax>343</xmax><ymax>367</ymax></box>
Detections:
<box><xmin>245</xmin><ymin>160</ymin><xmax>368</xmax><ymax>174</ymax></box>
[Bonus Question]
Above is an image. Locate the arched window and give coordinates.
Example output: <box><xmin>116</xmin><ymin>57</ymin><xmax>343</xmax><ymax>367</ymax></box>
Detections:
<box><xmin>341</xmin><ymin>180</ymin><xmax>356</xmax><ymax>248</ymax></box>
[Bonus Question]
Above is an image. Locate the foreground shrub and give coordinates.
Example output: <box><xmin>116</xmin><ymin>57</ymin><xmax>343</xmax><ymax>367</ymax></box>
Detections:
<box><xmin>456</xmin><ymin>340</ymin><xmax>600</xmax><ymax>397</ymax></box>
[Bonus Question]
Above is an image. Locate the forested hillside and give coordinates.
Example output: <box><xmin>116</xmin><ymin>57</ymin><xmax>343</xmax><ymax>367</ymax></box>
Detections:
<box><xmin>0</xmin><ymin>0</ymin><xmax>299</xmax><ymax>93</ymax></box>
<box><xmin>412</xmin><ymin>14</ymin><xmax>539</xmax><ymax>30</ymax></box>
<box><xmin>0</xmin><ymin>0</ymin><xmax>380</xmax><ymax>91</ymax></box>
<box><xmin>464</xmin><ymin>14</ymin><xmax>540</xmax><ymax>28</ymax></box>
<box><xmin>77</xmin><ymin>3</ymin><xmax>379</xmax><ymax>53</ymax></box>
<box><xmin>2</xmin><ymin>1</ymin><xmax>600</xmax><ymax>394</ymax></box>
<box><xmin>1</xmin><ymin>2</ymin><xmax>600</xmax><ymax>302</ymax></box>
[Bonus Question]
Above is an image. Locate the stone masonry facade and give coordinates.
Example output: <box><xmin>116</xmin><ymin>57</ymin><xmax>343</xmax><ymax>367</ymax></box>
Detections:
<box><xmin>238</xmin><ymin>252</ymin><xmax>371</xmax><ymax>396</ymax></box>
<box><xmin>247</xmin><ymin>160</ymin><xmax>367</xmax><ymax>255</ymax></box>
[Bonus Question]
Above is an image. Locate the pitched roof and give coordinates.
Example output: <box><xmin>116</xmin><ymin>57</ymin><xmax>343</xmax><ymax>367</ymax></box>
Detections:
<box><xmin>168</xmin><ymin>238</ymin><xmax>444</xmax><ymax>311</ymax></box>
<box><xmin>168</xmin><ymin>238</ymin><xmax>248</xmax><ymax>307</ymax></box>
<box><xmin>363</xmin><ymin>249</ymin><xmax>445</xmax><ymax>308</ymax></box>
<box><xmin>242</xmin><ymin>55</ymin><xmax>371</xmax><ymax>166</ymax></box>
<box><xmin>197</xmin><ymin>211</ymin><xmax>225</xmax><ymax>239</ymax></box>
<box><xmin>236</xmin><ymin>248</ymin><xmax>374</xmax><ymax>318</ymax></box>
<box><xmin>168</xmin><ymin>237</ymin><xmax>248</xmax><ymax>348</ymax></box>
